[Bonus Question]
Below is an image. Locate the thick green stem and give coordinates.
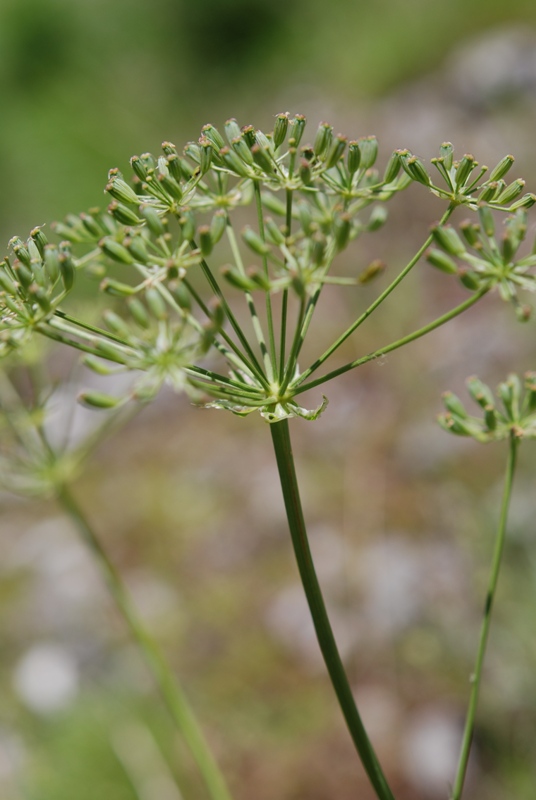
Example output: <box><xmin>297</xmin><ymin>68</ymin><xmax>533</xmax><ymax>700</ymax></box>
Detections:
<box><xmin>57</xmin><ymin>485</ymin><xmax>233</xmax><ymax>800</ymax></box>
<box><xmin>270</xmin><ymin>419</ymin><xmax>396</xmax><ymax>800</ymax></box>
<box><xmin>451</xmin><ymin>433</ymin><xmax>519</xmax><ymax>800</ymax></box>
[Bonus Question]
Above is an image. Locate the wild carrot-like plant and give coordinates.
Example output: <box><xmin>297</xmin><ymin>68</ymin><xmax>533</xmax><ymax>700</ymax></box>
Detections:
<box><xmin>1</xmin><ymin>113</ymin><xmax>536</xmax><ymax>799</ymax></box>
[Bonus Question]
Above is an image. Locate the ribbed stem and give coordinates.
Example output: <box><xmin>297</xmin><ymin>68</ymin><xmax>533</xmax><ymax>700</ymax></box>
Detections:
<box><xmin>270</xmin><ymin>419</ymin><xmax>396</xmax><ymax>800</ymax></box>
<box><xmin>451</xmin><ymin>433</ymin><xmax>519</xmax><ymax>800</ymax></box>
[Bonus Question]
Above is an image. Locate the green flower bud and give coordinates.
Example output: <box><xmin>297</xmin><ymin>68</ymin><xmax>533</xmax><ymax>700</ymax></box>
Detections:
<box><xmin>99</xmin><ymin>238</ymin><xmax>134</xmax><ymax>264</ymax></box>
<box><xmin>157</xmin><ymin>172</ymin><xmax>183</xmax><ymax>202</ymax></box>
<box><xmin>241</xmin><ymin>125</ymin><xmax>257</xmax><ymax>148</ymax></box>
<box><xmin>169</xmin><ymin>279</ymin><xmax>191</xmax><ymax>310</ymax></box>
<box><xmin>79</xmin><ymin>391</ymin><xmax>121</xmax><ymax>409</ymax></box>
<box><xmin>30</xmin><ymin>227</ymin><xmax>48</xmax><ymax>259</ymax></box>
<box><xmin>347</xmin><ymin>141</ymin><xmax>361</xmax><ymax>175</ymax></box>
<box><xmin>198</xmin><ymin>225</ymin><xmax>213</xmax><ymax>257</ymax></box>
<box><xmin>127</xmin><ymin>298</ymin><xmax>150</xmax><ymax>329</ymax></box>
<box><xmin>382</xmin><ymin>150</ymin><xmax>401</xmax><ymax>184</ymax></box>
<box><xmin>102</xmin><ymin>310</ymin><xmax>131</xmax><ymax>338</ymax></box>
<box><xmin>224</xmin><ymin>118</ymin><xmax>242</xmax><ymax>144</ymax></box>
<box><xmin>454</xmin><ymin>154</ymin><xmax>476</xmax><ymax>189</ymax></box>
<box><xmin>515</xmin><ymin>303</ymin><xmax>532</xmax><ymax>323</ymax></box>
<box><xmin>124</xmin><ymin>234</ymin><xmax>149</xmax><ymax>264</ymax></box>
<box><xmin>367</xmin><ymin>205</ymin><xmax>388</xmax><ymax>232</ymax></box>
<box><xmin>273</xmin><ymin>113</ymin><xmax>289</xmax><ymax>149</ymax></box>
<box><xmin>289</xmin><ymin>114</ymin><xmax>306</xmax><ymax>147</ymax></box>
<box><xmin>496</xmin><ymin>179</ymin><xmax>525</xmax><ymax>206</ymax></box>
<box><xmin>314</xmin><ymin>122</ymin><xmax>333</xmax><ymax>158</ymax></box>
<box><xmin>140</xmin><ymin>205</ymin><xmax>165</xmax><ymax>237</ymax></box>
<box><xmin>146</xmin><ymin>287</ymin><xmax>167</xmax><ymax>320</ymax></box>
<box><xmin>100</xmin><ymin>278</ymin><xmax>136</xmax><ymax>297</ymax></box>
<box><xmin>79</xmin><ymin>212</ymin><xmax>105</xmax><ymax>239</ymax></box>
<box><xmin>221</xmin><ymin>266</ymin><xmax>258</xmax><ymax>292</ymax></box>
<box><xmin>261</xmin><ymin>192</ymin><xmax>286</xmax><ymax>216</ymax></box>
<box><xmin>198</xmin><ymin>137</ymin><xmax>213</xmax><ymax>174</ymax></box>
<box><xmin>439</xmin><ymin>142</ymin><xmax>454</xmax><ymax>171</ymax></box>
<box><xmin>484</xmin><ymin>405</ymin><xmax>498</xmax><ymax>431</ymax></box>
<box><xmin>242</xmin><ymin>226</ymin><xmax>270</xmax><ymax>255</ymax></box>
<box><xmin>231</xmin><ymin>135</ymin><xmax>255</xmax><ymax>166</ymax></box>
<box><xmin>0</xmin><ymin>270</ymin><xmax>18</xmax><ymax>296</ymax></box>
<box><xmin>401</xmin><ymin>155</ymin><xmax>430</xmax><ymax>186</ymax></box>
<box><xmin>489</xmin><ymin>154</ymin><xmax>515</xmax><ymax>183</ymax></box>
<box><xmin>299</xmin><ymin>158</ymin><xmax>312</xmax><ymax>185</ymax></box>
<box><xmin>426</xmin><ymin>248</ymin><xmax>458</xmax><ymax>274</ymax></box>
<box><xmin>356</xmin><ymin>136</ymin><xmax>377</xmax><ymax>171</ymax></box>
<box><xmin>220</xmin><ymin>146</ymin><xmax>252</xmax><ymax>178</ymax></box>
<box><xmin>210</xmin><ymin>209</ymin><xmax>227</xmax><ymax>244</ymax></box>
<box><xmin>459</xmin><ymin>220</ymin><xmax>480</xmax><ymax>247</ymax></box>
<box><xmin>508</xmin><ymin>193</ymin><xmax>536</xmax><ymax>211</ymax></box>
<box><xmin>265</xmin><ymin>217</ymin><xmax>285</xmax><ymax>245</ymax></box>
<box><xmin>130</xmin><ymin>155</ymin><xmax>148</xmax><ymax>181</ymax></box>
<box><xmin>442</xmin><ymin>391</ymin><xmax>468</xmax><ymax>418</ymax></box>
<box><xmin>334</xmin><ymin>213</ymin><xmax>351</xmax><ymax>251</ymax></box>
<box><xmin>201</xmin><ymin>123</ymin><xmax>225</xmax><ymax>151</ymax></box>
<box><xmin>165</xmin><ymin>153</ymin><xmax>183</xmax><ymax>183</ymax></box>
<box><xmin>311</xmin><ymin>233</ymin><xmax>326</xmax><ymax>266</ymax></box>
<box><xmin>458</xmin><ymin>268</ymin><xmax>481</xmax><ymax>290</ymax></box>
<box><xmin>466</xmin><ymin>376</ymin><xmax>495</xmax><ymax>409</ymax></box>
<box><xmin>179</xmin><ymin>208</ymin><xmax>196</xmax><ymax>242</ymax></box>
<box><xmin>478</xmin><ymin>205</ymin><xmax>495</xmax><ymax>237</ymax></box>
<box><xmin>324</xmin><ymin>135</ymin><xmax>347</xmax><ymax>170</ymax></box>
<box><xmin>106</xmin><ymin>174</ymin><xmax>139</xmax><ymax>205</ymax></box>
<box><xmin>12</xmin><ymin>262</ymin><xmax>33</xmax><ymax>290</ymax></box>
<box><xmin>108</xmin><ymin>201</ymin><xmax>143</xmax><ymax>227</ymax></box>
<box><xmin>82</xmin><ymin>356</ymin><xmax>117</xmax><ymax>375</ymax></box>
<box><xmin>431</xmin><ymin>225</ymin><xmax>466</xmax><ymax>257</ymax></box>
<box><xmin>251</xmin><ymin>144</ymin><xmax>275</xmax><ymax>175</ymax></box>
<box><xmin>478</xmin><ymin>182</ymin><xmax>500</xmax><ymax>203</ymax></box>
<box><xmin>44</xmin><ymin>246</ymin><xmax>60</xmax><ymax>283</ymax></box>
<box><xmin>358</xmin><ymin>259</ymin><xmax>385</xmax><ymax>284</ymax></box>
<box><xmin>9</xmin><ymin>238</ymin><xmax>32</xmax><ymax>268</ymax></box>
<box><xmin>246</xmin><ymin>268</ymin><xmax>271</xmax><ymax>291</ymax></box>
<box><xmin>28</xmin><ymin>284</ymin><xmax>50</xmax><ymax>312</ymax></box>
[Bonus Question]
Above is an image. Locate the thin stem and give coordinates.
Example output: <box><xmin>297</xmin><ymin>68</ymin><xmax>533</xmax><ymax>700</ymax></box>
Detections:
<box><xmin>270</xmin><ymin>419</ymin><xmax>396</xmax><ymax>800</ymax></box>
<box><xmin>450</xmin><ymin>433</ymin><xmax>519</xmax><ymax>800</ymax></box>
<box><xmin>254</xmin><ymin>181</ymin><xmax>278</xmax><ymax>377</ymax></box>
<box><xmin>225</xmin><ymin>221</ymin><xmax>274</xmax><ymax>383</ymax></box>
<box><xmin>295</xmin><ymin>204</ymin><xmax>455</xmax><ymax>386</ymax></box>
<box><xmin>57</xmin><ymin>485</ymin><xmax>233</xmax><ymax>800</ymax></box>
<box><xmin>294</xmin><ymin>290</ymin><xmax>486</xmax><ymax>395</ymax></box>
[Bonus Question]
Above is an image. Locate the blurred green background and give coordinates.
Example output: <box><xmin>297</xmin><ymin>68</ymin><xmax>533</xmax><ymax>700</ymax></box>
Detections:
<box><xmin>2</xmin><ymin>1</ymin><xmax>536</xmax><ymax>798</ymax></box>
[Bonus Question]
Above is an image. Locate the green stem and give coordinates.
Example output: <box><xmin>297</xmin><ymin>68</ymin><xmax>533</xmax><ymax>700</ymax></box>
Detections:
<box><xmin>450</xmin><ymin>433</ymin><xmax>519</xmax><ymax>800</ymax></box>
<box><xmin>294</xmin><ymin>290</ymin><xmax>486</xmax><ymax>395</ymax></box>
<box><xmin>295</xmin><ymin>204</ymin><xmax>455</xmax><ymax>386</ymax></box>
<box><xmin>254</xmin><ymin>180</ymin><xmax>277</xmax><ymax>377</ymax></box>
<box><xmin>270</xmin><ymin>419</ymin><xmax>396</xmax><ymax>800</ymax></box>
<box><xmin>57</xmin><ymin>485</ymin><xmax>233</xmax><ymax>800</ymax></box>
<box><xmin>225</xmin><ymin>221</ymin><xmax>274</xmax><ymax>383</ymax></box>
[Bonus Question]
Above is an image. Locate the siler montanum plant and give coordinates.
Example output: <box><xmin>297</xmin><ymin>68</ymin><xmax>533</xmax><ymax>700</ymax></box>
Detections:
<box><xmin>2</xmin><ymin>113</ymin><xmax>536</xmax><ymax>799</ymax></box>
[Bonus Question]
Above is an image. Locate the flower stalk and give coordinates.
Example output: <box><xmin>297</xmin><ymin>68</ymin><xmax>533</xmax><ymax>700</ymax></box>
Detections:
<box><xmin>270</xmin><ymin>418</ymin><xmax>396</xmax><ymax>800</ymax></box>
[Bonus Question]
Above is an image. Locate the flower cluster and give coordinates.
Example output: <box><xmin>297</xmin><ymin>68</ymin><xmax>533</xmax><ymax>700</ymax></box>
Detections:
<box><xmin>438</xmin><ymin>373</ymin><xmax>536</xmax><ymax>443</ymax></box>
<box><xmin>1</xmin><ymin>114</ymin><xmax>535</xmax><ymax>422</ymax></box>
<box><xmin>426</xmin><ymin>208</ymin><xmax>536</xmax><ymax>320</ymax></box>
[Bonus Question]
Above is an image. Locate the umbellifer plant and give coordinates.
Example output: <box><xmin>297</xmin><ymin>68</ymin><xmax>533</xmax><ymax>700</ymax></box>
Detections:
<box><xmin>1</xmin><ymin>113</ymin><xmax>536</xmax><ymax>799</ymax></box>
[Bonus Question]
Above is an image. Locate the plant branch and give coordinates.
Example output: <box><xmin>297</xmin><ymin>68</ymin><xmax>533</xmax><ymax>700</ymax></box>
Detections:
<box><xmin>294</xmin><ymin>289</ymin><xmax>486</xmax><ymax>395</ymax></box>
